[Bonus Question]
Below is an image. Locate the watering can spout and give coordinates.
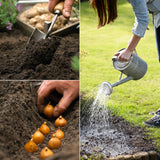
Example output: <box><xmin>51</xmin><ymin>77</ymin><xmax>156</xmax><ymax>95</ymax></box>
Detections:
<box><xmin>103</xmin><ymin>49</ymin><xmax>147</xmax><ymax>96</ymax></box>
<box><xmin>102</xmin><ymin>76</ymin><xmax>133</xmax><ymax>96</ymax></box>
<box><xmin>111</xmin><ymin>76</ymin><xmax>133</xmax><ymax>87</ymax></box>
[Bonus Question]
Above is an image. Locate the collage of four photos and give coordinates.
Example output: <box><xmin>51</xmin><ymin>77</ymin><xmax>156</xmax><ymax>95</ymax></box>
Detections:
<box><xmin>0</xmin><ymin>0</ymin><xmax>160</xmax><ymax>159</ymax></box>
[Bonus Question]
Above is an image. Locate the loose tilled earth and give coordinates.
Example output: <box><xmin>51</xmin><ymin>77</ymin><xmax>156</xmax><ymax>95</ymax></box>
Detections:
<box><xmin>0</xmin><ymin>25</ymin><xmax>79</xmax><ymax>79</ymax></box>
<box><xmin>80</xmin><ymin>98</ymin><xmax>159</xmax><ymax>159</ymax></box>
<box><xmin>0</xmin><ymin>81</ymin><xmax>79</xmax><ymax>160</ymax></box>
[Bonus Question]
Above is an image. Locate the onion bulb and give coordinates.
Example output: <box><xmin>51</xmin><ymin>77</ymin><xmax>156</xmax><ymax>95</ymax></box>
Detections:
<box><xmin>40</xmin><ymin>147</ymin><xmax>54</xmax><ymax>159</ymax></box>
<box><xmin>54</xmin><ymin>115</ymin><xmax>67</xmax><ymax>127</ymax></box>
<box><xmin>24</xmin><ymin>138</ymin><xmax>38</xmax><ymax>153</ymax></box>
<box><xmin>44</xmin><ymin>102</ymin><xmax>54</xmax><ymax>118</ymax></box>
<box><xmin>53</xmin><ymin>128</ymin><xmax>64</xmax><ymax>140</ymax></box>
<box><xmin>48</xmin><ymin>134</ymin><xmax>61</xmax><ymax>149</ymax></box>
<box><xmin>32</xmin><ymin>128</ymin><xmax>44</xmax><ymax>144</ymax></box>
<box><xmin>39</xmin><ymin>122</ymin><xmax>50</xmax><ymax>135</ymax></box>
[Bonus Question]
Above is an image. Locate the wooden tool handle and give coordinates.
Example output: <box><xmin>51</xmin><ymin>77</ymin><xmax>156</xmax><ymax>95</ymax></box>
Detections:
<box><xmin>54</xmin><ymin>1</ymin><xmax>64</xmax><ymax>13</ymax></box>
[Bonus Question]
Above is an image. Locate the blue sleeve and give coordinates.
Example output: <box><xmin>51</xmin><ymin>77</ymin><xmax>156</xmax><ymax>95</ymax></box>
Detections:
<box><xmin>128</xmin><ymin>0</ymin><xmax>149</xmax><ymax>37</ymax></box>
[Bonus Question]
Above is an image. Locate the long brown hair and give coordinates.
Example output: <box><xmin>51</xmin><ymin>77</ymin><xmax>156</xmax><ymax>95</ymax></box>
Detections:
<box><xmin>90</xmin><ymin>0</ymin><xmax>118</xmax><ymax>28</ymax></box>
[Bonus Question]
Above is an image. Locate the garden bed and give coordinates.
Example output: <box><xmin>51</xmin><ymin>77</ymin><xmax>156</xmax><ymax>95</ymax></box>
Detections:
<box><xmin>0</xmin><ymin>25</ymin><xmax>79</xmax><ymax>80</ymax></box>
<box><xmin>0</xmin><ymin>81</ymin><xmax>79</xmax><ymax>160</ymax></box>
<box><xmin>80</xmin><ymin>98</ymin><xmax>160</xmax><ymax>159</ymax></box>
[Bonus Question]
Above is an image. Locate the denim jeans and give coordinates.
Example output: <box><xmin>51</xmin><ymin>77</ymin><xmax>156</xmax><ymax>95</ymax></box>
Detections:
<box><xmin>147</xmin><ymin>0</ymin><xmax>160</xmax><ymax>61</ymax></box>
<box><xmin>147</xmin><ymin>0</ymin><xmax>160</xmax><ymax>28</ymax></box>
<box><xmin>155</xmin><ymin>26</ymin><xmax>160</xmax><ymax>62</ymax></box>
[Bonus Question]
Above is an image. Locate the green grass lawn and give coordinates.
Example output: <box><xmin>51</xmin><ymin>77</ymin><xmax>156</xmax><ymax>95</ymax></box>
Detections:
<box><xmin>80</xmin><ymin>0</ymin><xmax>160</xmax><ymax>150</ymax></box>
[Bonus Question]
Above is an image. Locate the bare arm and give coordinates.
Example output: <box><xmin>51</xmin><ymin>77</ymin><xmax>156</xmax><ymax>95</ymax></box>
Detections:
<box><xmin>115</xmin><ymin>34</ymin><xmax>141</xmax><ymax>61</ymax></box>
<box><xmin>115</xmin><ymin>0</ymin><xmax>148</xmax><ymax>61</ymax></box>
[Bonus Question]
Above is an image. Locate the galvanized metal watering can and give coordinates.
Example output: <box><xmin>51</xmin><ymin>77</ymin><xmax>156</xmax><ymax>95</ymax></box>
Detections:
<box><xmin>104</xmin><ymin>49</ymin><xmax>148</xmax><ymax>95</ymax></box>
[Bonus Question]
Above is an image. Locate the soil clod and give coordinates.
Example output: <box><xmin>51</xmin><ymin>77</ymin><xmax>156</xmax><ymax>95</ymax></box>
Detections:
<box><xmin>0</xmin><ymin>27</ymin><xmax>79</xmax><ymax>79</ymax></box>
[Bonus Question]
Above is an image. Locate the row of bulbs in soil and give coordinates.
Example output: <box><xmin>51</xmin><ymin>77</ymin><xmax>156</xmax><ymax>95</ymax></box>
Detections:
<box><xmin>24</xmin><ymin>103</ymin><xmax>67</xmax><ymax>159</ymax></box>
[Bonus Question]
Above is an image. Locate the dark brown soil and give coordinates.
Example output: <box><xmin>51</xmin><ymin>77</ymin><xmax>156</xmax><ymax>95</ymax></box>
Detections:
<box><xmin>0</xmin><ymin>25</ymin><xmax>79</xmax><ymax>80</ymax></box>
<box><xmin>80</xmin><ymin>98</ymin><xmax>159</xmax><ymax>159</ymax></box>
<box><xmin>0</xmin><ymin>81</ymin><xmax>79</xmax><ymax>160</ymax></box>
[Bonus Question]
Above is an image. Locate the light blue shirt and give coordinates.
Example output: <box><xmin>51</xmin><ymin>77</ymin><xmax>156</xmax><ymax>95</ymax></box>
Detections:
<box><xmin>128</xmin><ymin>0</ymin><xmax>149</xmax><ymax>37</ymax></box>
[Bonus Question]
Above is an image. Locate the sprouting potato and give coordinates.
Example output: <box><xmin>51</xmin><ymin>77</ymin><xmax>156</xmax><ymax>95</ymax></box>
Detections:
<box><xmin>37</xmin><ymin>6</ymin><xmax>49</xmax><ymax>15</ymax></box>
<box><xmin>52</xmin><ymin>24</ymin><xmax>58</xmax><ymax>31</ymax></box>
<box><xmin>19</xmin><ymin>13</ymin><xmax>29</xmax><ymax>23</ymax></box>
<box><xmin>29</xmin><ymin>18</ymin><xmax>37</xmax><ymax>26</ymax></box>
<box><xmin>19</xmin><ymin>2</ymin><xmax>74</xmax><ymax>32</ymax></box>
<box><xmin>64</xmin><ymin>23</ymin><xmax>69</xmax><ymax>27</ymax></box>
<box><xmin>43</xmin><ymin>6</ymin><xmax>49</xmax><ymax>14</ymax></box>
<box><xmin>35</xmin><ymin>22</ymin><xmax>44</xmax><ymax>31</ymax></box>
<box><xmin>25</xmin><ymin>8</ymin><xmax>38</xmax><ymax>19</ymax></box>
<box><xmin>69</xmin><ymin>17</ymin><xmax>79</xmax><ymax>23</ymax></box>
<box><xmin>34</xmin><ymin>15</ymin><xmax>41</xmax><ymax>22</ymax></box>
<box><xmin>42</xmin><ymin>3</ymin><xmax>48</xmax><ymax>8</ymax></box>
<box><xmin>40</xmin><ymin>14</ymin><xmax>51</xmax><ymax>21</ymax></box>
<box><xmin>33</xmin><ymin>3</ymin><xmax>43</xmax><ymax>8</ymax></box>
<box><xmin>59</xmin><ymin>24</ymin><xmax>64</xmax><ymax>30</ymax></box>
<box><xmin>37</xmin><ymin>7</ymin><xmax>45</xmax><ymax>15</ymax></box>
<box><xmin>50</xmin><ymin>14</ymin><xmax>54</xmax><ymax>19</ymax></box>
<box><xmin>59</xmin><ymin>15</ymin><xmax>68</xmax><ymax>24</ymax></box>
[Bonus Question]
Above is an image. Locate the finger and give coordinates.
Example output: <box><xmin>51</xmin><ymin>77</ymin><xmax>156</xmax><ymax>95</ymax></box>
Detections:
<box><xmin>118</xmin><ymin>56</ymin><xmax>129</xmax><ymax>61</ymax></box>
<box><xmin>48</xmin><ymin>0</ymin><xmax>60</xmax><ymax>13</ymax></box>
<box><xmin>37</xmin><ymin>104</ymin><xmax>45</xmax><ymax>114</ymax></box>
<box><xmin>62</xmin><ymin>0</ymin><xmax>74</xmax><ymax>17</ymax></box>
<box><xmin>114</xmin><ymin>52</ymin><xmax>120</xmax><ymax>56</ymax></box>
<box><xmin>37</xmin><ymin>81</ymin><xmax>56</xmax><ymax>113</ymax></box>
<box><xmin>53</xmin><ymin>94</ymin><xmax>72</xmax><ymax>117</ymax></box>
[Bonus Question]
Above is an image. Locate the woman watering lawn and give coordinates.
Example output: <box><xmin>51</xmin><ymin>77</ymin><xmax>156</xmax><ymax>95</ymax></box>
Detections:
<box><xmin>90</xmin><ymin>0</ymin><xmax>160</xmax><ymax>127</ymax></box>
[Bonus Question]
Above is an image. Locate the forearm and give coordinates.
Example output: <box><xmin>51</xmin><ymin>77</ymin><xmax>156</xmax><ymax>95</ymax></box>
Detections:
<box><xmin>115</xmin><ymin>34</ymin><xmax>141</xmax><ymax>61</ymax></box>
<box><xmin>126</xmin><ymin>34</ymin><xmax>141</xmax><ymax>52</ymax></box>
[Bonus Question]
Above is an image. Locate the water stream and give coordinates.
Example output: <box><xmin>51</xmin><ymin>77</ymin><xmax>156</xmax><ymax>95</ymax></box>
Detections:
<box><xmin>80</xmin><ymin>82</ymin><xmax>136</xmax><ymax>157</ymax></box>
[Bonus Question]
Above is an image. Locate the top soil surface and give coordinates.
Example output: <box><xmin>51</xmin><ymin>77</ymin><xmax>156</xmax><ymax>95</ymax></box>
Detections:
<box><xmin>0</xmin><ymin>25</ymin><xmax>79</xmax><ymax>80</ymax></box>
<box><xmin>0</xmin><ymin>81</ymin><xmax>79</xmax><ymax>160</ymax></box>
<box><xmin>80</xmin><ymin>98</ymin><xmax>159</xmax><ymax>159</ymax></box>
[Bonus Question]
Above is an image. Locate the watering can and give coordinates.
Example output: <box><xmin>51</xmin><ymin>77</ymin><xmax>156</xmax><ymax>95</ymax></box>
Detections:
<box><xmin>103</xmin><ymin>49</ymin><xmax>148</xmax><ymax>95</ymax></box>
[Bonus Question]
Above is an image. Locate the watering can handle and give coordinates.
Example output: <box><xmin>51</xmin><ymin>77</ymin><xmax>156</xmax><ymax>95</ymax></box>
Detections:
<box><xmin>112</xmin><ymin>49</ymin><xmax>137</xmax><ymax>61</ymax></box>
<box><xmin>112</xmin><ymin>48</ymin><xmax>125</xmax><ymax>61</ymax></box>
<box><xmin>112</xmin><ymin>55</ymin><xmax>118</xmax><ymax>61</ymax></box>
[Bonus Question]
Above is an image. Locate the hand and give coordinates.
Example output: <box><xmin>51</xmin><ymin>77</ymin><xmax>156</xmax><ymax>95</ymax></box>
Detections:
<box><xmin>48</xmin><ymin>0</ymin><xmax>74</xmax><ymax>18</ymax></box>
<box><xmin>37</xmin><ymin>80</ymin><xmax>79</xmax><ymax>117</ymax></box>
<box><xmin>114</xmin><ymin>48</ymin><xmax>132</xmax><ymax>61</ymax></box>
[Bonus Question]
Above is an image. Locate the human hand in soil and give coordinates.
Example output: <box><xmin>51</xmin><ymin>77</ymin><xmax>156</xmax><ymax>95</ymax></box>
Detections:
<box><xmin>48</xmin><ymin>0</ymin><xmax>74</xmax><ymax>18</ymax></box>
<box><xmin>37</xmin><ymin>80</ymin><xmax>79</xmax><ymax>117</ymax></box>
